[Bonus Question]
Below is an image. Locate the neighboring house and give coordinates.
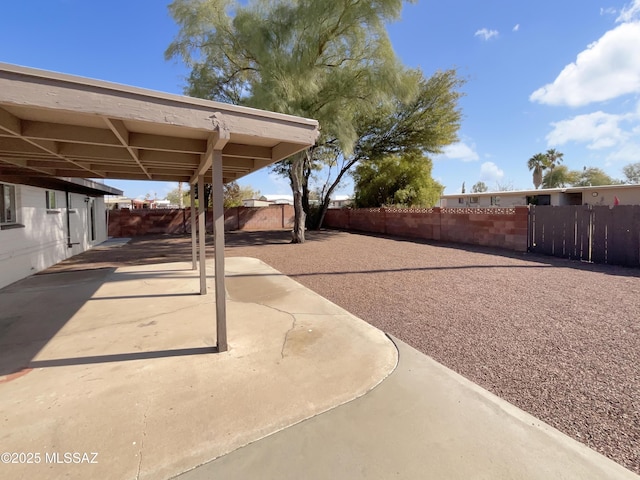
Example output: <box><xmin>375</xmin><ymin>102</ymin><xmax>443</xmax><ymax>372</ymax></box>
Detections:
<box><xmin>105</xmin><ymin>195</ymin><xmax>134</xmax><ymax>210</ymax></box>
<box><xmin>242</xmin><ymin>198</ymin><xmax>271</xmax><ymax>207</ymax></box>
<box><xmin>259</xmin><ymin>194</ymin><xmax>294</xmax><ymax>205</ymax></box>
<box><xmin>105</xmin><ymin>196</ymin><xmax>173</xmax><ymax>210</ymax></box>
<box><xmin>440</xmin><ymin>184</ymin><xmax>640</xmax><ymax>208</ymax></box>
<box><xmin>328</xmin><ymin>194</ymin><xmax>353</xmax><ymax>209</ymax></box>
<box><xmin>0</xmin><ymin>176</ymin><xmax>122</xmax><ymax>289</ymax></box>
<box><xmin>154</xmin><ymin>199</ymin><xmax>173</xmax><ymax>209</ymax></box>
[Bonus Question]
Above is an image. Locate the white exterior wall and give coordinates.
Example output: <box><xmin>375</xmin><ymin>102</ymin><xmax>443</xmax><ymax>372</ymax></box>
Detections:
<box><xmin>442</xmin><ymin>195</ymin><xmax>530</xmax><ymax>207</ymax></box>
<box><xmin>0</xmin><ymin>184</ymin><xmax>108</xmax><ymax>289</ymax></box>
<box><xmin>442</xmin><ymin>186</ymin><xmax>640</xmax><ymax>208</ymax></box>
<box><xmin>581</xmin><ymin>187</ymin><xmax>640</xmax><ymax>206</ymax></box>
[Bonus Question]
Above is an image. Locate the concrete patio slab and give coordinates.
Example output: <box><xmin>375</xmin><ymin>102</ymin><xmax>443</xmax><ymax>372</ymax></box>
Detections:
<box><xmin>0</xmin><ymin>258</ymin><xmax>397</xmax><ymax>480</ymax></box>
<box><xmin>177</xmin><ymin>336</ymin><xmax>640</xmax><ymax>480</ymax></box>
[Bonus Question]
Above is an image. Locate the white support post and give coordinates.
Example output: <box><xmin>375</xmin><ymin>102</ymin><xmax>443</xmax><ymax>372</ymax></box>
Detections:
<box><xmin>198</xmin><ymin>174</ymin><xmax>207</xmax><ymax>295</ymax></box>
<box><xmin>213</xmin><ymin>149</ymin><xmax>227</xmax><ymax>352</ymax></box>
<box><xmin>190</xmin><ymin>183</ymin><xmax>197</xmax><ymax>270</ymax></box>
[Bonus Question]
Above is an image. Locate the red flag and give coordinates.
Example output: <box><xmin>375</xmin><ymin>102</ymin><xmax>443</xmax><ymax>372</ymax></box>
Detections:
<box><xmin>613</xmin><ymin>196</ymin><xmax>620</xmax><ymax>206</ymax></box>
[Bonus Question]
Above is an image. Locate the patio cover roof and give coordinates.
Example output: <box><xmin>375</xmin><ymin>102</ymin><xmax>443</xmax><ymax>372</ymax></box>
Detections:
<box><xmin>0</xmin><ymin>63</ymin><xmax>319</xmax><ymax>182</ymax></box>
<box><xmin>0</xmin><ymin>62</ymin><xmax>320</xmax><ymax>353</ymax></box>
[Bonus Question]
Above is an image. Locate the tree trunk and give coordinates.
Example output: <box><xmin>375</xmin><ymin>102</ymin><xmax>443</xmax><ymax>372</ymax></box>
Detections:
<box><xmin>178</xmin><ymin>181</ymin><xmax>184</xmax><ymax>208</ymax></box>
<box><xmin>302</xmin><ymin>157</ymin><xmax>311</xmax><ymax>217</ymax></box>
<box><xmin>533</xmin><ymin>168</ymin><xmax>542</xmax><ymax>190</ymax></box>
<box><xmin>314</xmin><ymin>157</ymin><xmax>359</xmax><ymax>230</ymax></box>
<box><xmin>290</xmin><ymin>150</ymin><xmax>307</xmax><ymax>243</ymax></box>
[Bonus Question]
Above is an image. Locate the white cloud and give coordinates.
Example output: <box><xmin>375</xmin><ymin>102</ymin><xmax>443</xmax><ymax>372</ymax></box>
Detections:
<box><xmin>480</xmin><ymin>162</ymin><xmax>504</xmax><ymax>182</ymax></box>
<box><xmin>606</xmin><ymin>141</ymin><xmax>640</xmax><ymax>163</ymax></box>
<box><xmin>546</xmin><ymin>111</ymin><xmax>631</xmax><ymax>149</ymax></box>
<box><xmin>600</xmin><ymin>7</ymin><xmax>617</xmax><ymax>16</ymax></box>
<box><xmin>617</xmin><ymin>0</ymin><xmax>640</xmax><ymax>22</ymax></box>
<box><xmin>529</xmin><ymin>22</ymin><xmax>640</xmax><ymax>107</ymax></box>
<box><xmin>442</xmin><ymin>142</ymin><xmax>479</xmax><ymax>162</ymax></box>
<box><xmin>474</xmin><ymin>28</ymin><xmax>499</xmax><ymax>41</ymax></box>
<box><xmin>512</xmin><ymin>24</ymin><xmax>520</xmax><ymax>32</ymax></box>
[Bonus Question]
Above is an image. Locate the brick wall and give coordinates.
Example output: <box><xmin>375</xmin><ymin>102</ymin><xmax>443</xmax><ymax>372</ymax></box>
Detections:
<box><xmin>108</xmin><ymin>205</ymin><xmax>294</xmax><ymax>237</ymax></box>
<box><xmin>323</xmin><ymin>206</ymin><xmax>529</xmax><ymax>252</ymax></box>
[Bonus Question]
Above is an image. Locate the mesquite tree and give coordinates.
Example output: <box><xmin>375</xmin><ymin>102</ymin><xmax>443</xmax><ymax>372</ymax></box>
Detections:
<box><xmin>166</xmin><ymin>0</ymin><xmax>416</xmax><ymax>242</ymax></box>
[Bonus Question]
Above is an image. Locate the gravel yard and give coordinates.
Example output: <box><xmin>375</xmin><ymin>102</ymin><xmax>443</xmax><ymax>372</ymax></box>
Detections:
<box><xmin>46</xmin><ymin>230</ymin><xmax>640</xmax><ymax>473</ymax></box>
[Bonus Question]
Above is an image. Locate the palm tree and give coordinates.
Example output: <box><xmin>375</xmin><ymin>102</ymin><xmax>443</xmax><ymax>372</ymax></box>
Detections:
<box><xmin>544</xmin><ymin>148</ymin><xmax>564</xmax><ymax>174</ymax></box>
<box><xmin>527</xmin><ymin>153</ymin><xmax>547</xmax><ymax>189</ymax></box>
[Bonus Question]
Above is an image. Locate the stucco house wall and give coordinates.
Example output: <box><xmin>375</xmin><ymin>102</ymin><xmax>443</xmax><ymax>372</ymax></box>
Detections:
<box><xmin>441</xmin><ymin>185</ymin><xmax>640</xmax><ymax>208</ymax></box>
<box><xmin>0</xmin><ymin>183</ymin><xmax>111</xmax><ymax>290</ymax></box>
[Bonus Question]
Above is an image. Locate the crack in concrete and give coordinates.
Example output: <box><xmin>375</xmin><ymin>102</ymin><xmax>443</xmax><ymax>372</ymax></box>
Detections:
<box><xmin>135</xmin><ymin>405</ymin><xmax>149</xmax><ymax>480</ymax></box>
<box><xmin>280</xmin><ymin>313</ymin><xmax>297</xmax><ymax>360</ymax></box>
<box><xmin>243</xmin><ymin>300</ymin><xmax>299</xmax><ymax>360</ymax></box>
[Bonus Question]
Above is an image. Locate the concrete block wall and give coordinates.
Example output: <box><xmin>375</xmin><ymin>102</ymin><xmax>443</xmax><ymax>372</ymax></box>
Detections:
<box><xmin>108</xmin><ymin>205</ymin><xmax>295</xmax><ymax>237</ymax></box>
<box><xmin>323</xmin><ymin>207</ymin><xmax>529</xmax><ymax>252</ymax></box>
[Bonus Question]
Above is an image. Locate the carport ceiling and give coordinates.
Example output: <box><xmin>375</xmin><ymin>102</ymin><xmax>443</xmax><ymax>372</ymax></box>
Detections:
<box><xmin>0</xmin><ymin>63</ymin><xmax>319</xmax><ymax>184</ymax></box>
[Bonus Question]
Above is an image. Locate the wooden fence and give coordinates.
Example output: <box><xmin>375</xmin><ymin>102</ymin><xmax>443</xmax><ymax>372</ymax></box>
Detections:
<box><xmin>529</xmin><ymin>205</ymin><xmax>640</xmax><ymax>267</ymax></box>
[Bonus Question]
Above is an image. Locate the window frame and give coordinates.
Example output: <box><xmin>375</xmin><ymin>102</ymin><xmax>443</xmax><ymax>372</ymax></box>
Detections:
<box><xmin>46</xmin><ymin>190</ymin><xmax>57</xmax><ymax>209</ymax></box>
<box><xmin>1</xmin><ymin>182</ymin><xmax>17</xmax><ymax>225</ymax></box>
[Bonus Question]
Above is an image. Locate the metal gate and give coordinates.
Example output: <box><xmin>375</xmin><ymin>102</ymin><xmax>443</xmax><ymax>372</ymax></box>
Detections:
<box><xmin>529</xmin><ymin>205</ymin><xmax>640</xmax><ymax>267</ymax></box>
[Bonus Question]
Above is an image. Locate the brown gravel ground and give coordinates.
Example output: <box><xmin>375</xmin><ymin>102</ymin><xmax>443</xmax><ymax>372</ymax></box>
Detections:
<box><xmin>46</xmin><ymin>230</ymin><xmax>640</xmax><ymax>473</ymax></box>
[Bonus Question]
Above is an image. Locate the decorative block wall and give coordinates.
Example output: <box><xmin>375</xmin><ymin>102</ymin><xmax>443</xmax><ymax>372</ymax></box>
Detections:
<box><xmin>323</xmin><ymin>207</ymin><xmax>529</xmax><ymax>252</ymax></box>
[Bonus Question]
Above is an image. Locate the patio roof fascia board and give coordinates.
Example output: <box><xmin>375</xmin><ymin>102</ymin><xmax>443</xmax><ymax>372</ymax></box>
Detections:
<box><xmin>0</xmin><ymin>63</ymin><xmax>319</xmax><ymax>183</ymax></box>
<box><xmin>0</xmin><ymin>63</ymin><xmax>318</xmax><ymax>127</ymax></box>
<box><xmin>0</xmin><ymin>63</ymin><xmax>320</xmax><ymax>145</ymax></box>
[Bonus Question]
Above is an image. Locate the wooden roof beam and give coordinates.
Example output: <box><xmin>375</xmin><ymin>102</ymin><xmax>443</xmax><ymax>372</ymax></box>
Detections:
<box><xmin>0</xmin><ymin>107</ymin><xmax>21</xmax><ymax>136</ymax></box>
<box><xmin>0</xmin><ymin>157</ymin><xmax>56</xmax><ymax>175</ymax></box>
<box><xmin>129</xmin><ymin>133</ymin><xmax>207</xmax><ymax>154</ymax></box>
<box><xmin>104</xmin><ymin>117</ymin><xmax>151</xmax><ymax>179</ymax></box>
<box><xmin>190</xmin><ymin>126</ymin><xmax>230</xmax><ymax>184</ymax></box>
<box><xmin>0</xmin><ymin>113</ymin><xmax>104</xmax><ymax>177</ymax></box>
<box><xmin>223</xmin><ymin>143</ymin><xmax>271</xmax><ymax>160</ymax></box>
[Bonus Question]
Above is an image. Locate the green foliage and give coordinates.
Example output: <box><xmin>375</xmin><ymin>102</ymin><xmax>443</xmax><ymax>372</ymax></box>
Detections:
<box><xmin>544</xmin><ymin>148</ymin><xmax>563</xmax><ymax>171</ymax></box>
<box><xmin>167</xmin><ymin>0</ymin><xmax>419</xmax><ymax>241</ymax></box>
<box><xmin>166</xmin><ymin>185</ymin><xmax>190</xmax><ymax>206</ymax></box>
<box><xmin>223</xmin><ymin>181</ymin><xmax>260</xmax><ymax>207</ymax></box>
<box><xmin>166</xmin><ymin>0</ymin><xmax>464</xmax><ymax>238</ymax></box>
<box><xmin>167</xmin><ymin>0</ymin><xmax>413</xmax><ymax>153</ymax></box>
<box><xmin>527</xmin><ymin>153</ymin><xmax>547</xmax><ymax>189</ymax></box>
<box><xmin>528</xmin><ymin>149</ymin><xmax>564</xmax><ymax>189</ymax></box>
<box><xmin>573</xmin><ymin>167</ymin><xmax>621</xmax><ymax>187</ymax></box>
<box><xmin>622</xmin><ymin>162</ymin><xmax>640</xmax><ymax>183</ymax></box>
<box><xmin>311</xmin><ymin>68</ymin><xmax>464</xmax><ymax>227</ymax></box>
<box><xmin>542</xmin><ymin>165</ymin><xmax>579</xmax><ymax>188</ymax></box>
<box><xmin>353</xmin><ymin>152</ymin><xmax>443</xmax><ymax>208</ymax></box>
<box><xmin>471</xmin><ymin>181</ymin><xmax>487</xmax><ymax>193</ymax></box>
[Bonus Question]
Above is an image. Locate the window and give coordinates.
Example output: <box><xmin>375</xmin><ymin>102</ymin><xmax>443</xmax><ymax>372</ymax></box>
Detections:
<box><xmin>469</xmin><ymin>196</ymin><xmax>479</xmax><ymax>204</ymax></box>
<box><xmin>491</xmin><ymin>196</ymin><xmax>500</xmax><ymax>206</ymax></box>
<box><xmin>1</xmin><ymin>183</ymin><xmax>17</xmax><ymax>224</ymax></box>
<box><xmin>458</xmin><ymin>197</ymin><xmax>465</xmax><ymax>204</ymax></box>
<box><xmin>46</xmin><ymin>190</ymin><xmax>57</xmax><ymax>209</ymax></box>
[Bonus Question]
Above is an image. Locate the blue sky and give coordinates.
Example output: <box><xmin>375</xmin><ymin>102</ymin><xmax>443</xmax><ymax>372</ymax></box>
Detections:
<box><xmin>1</xmin><ymin>0</ymin><xmax>639</xmax><ymax>197</ymax></box>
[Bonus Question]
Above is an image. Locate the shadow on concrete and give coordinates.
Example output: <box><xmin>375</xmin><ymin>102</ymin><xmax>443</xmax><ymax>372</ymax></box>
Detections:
<box><xmin>29</xmin><ymin>347</ymin><xmax>217</xmax><ymax>368</ymax></box>
<box><xmin>88</xmin><ymin>293</ymin><xmax>201</xmax><ymax>301</ymax></box>
<box><xmin>0</xmin><ymin>268</ymin><xmax>115</xmax><ymax>376</ymax></box>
